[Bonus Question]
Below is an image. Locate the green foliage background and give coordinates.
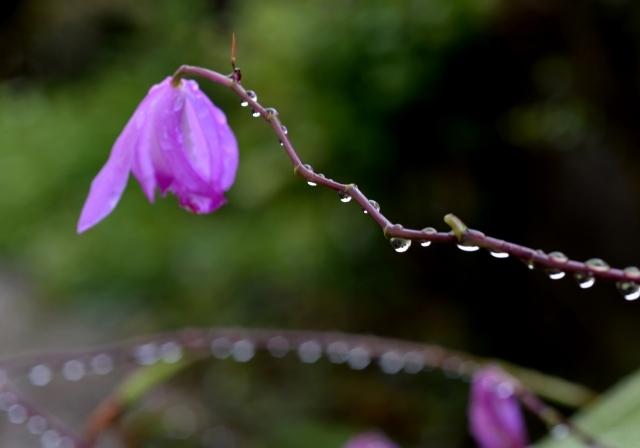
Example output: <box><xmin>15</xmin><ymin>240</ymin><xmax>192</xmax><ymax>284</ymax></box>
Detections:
<box><xmin>2</xmin><ymin>0</ymin><xmax>640</xmax><ymax>446</ymax></box>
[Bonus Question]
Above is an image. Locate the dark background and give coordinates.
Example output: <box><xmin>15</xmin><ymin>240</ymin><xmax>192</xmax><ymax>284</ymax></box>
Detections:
<box><xmin>0</xmin><ymin>0</ymin><xmax>639</xmax><ymax>446</ymax></box>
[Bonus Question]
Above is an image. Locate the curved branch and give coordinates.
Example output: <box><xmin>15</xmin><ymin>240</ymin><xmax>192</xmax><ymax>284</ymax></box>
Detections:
<box><xmin>172</xmin><ymin>64</ymin><xmax>640</xmax><ymax>291</ymax></box>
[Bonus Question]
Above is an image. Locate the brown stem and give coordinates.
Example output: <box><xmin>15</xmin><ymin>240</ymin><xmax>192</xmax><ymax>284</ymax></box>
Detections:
<box><xmin>0</xmin><ymin>379</ymin><xmax>90</xmax><ymax>447</ymax></box>
<box><xmin>171</xmin><ymin>64</ymin><xmax>640</xmax><ymax>287</ymax></box>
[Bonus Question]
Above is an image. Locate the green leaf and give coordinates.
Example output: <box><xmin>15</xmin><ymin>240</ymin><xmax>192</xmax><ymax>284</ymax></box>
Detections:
<box><xmin>535</xmin><ymin>369</ymin><xmax>640</xmax><ymax>448</ymax></box>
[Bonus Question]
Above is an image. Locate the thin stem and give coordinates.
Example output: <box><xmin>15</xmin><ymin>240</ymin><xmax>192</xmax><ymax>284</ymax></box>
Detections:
<box><xmin>0</xmin><ymin>378</ymin><xmax>90</xmax><ymax>447</ymax></box>
<box><xmin>0</xmin><ymin>327</ymin><xmax>596</xmax><ymax>408</ymax></box>
<box><xmin>516</xmin><ymin>384</ymin><xmax>610</xmax><ymax>447</ymax></box>
<box><xmin>172</xmin><ymin>64</ymin><xmax>640</xmax><ymax>286</ymax></box>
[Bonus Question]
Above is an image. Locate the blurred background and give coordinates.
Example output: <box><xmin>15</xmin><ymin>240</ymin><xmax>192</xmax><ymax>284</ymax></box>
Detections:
<box><xmin>0</xmin><ymin>0</ymin><xmax>640</xmax><ymax>446</ymax></box>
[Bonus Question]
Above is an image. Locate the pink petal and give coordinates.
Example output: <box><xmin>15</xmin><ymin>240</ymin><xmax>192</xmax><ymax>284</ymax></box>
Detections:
<box><xmin>172</xmin><ymin>185</ymin><xmax>227</xmax><ymax>214</ymax></box>
<box><xmin>183</xmin><ymin>80</ymin><xmax>239</xmax><ymax>191</ymax></box>
<box><xmin>468</xmin><ymin>367</ymin><xmax>528</xmax><ymax>448</ymax></box>
<box><xmin>153</xmin><ymin>80</ymin><xmax>218</xmax><ymax>197</ymax></box>
<box><xmin>78</xmin><ymin>82</ymin><xmax>167</xmax><ymax>232</ymax></box>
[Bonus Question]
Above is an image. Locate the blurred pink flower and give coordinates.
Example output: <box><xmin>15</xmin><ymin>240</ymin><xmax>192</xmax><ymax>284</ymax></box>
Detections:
<box><xmin>77</xmin><ymin>77</ymin><xmax>238</xmax><ymax>233</ymax></box>
<box><xmin>343</xmin><ymin>431</ymin><xmax>401</xmax><ymax>448</ymax></box>
<box><xmin>468</xmin><ymin>366</ymin><xmax>528</xmax><ymax>448</ymax></box>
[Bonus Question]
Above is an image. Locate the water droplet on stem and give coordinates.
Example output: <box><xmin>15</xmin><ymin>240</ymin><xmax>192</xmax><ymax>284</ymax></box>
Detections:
<box><xmin>420</xmin><ymin>227</ymin><xmax>436</xmax><ymax>247</ymax></box>
<box><xmin>586</xmin><ymin>258</ymin><xmax>610</xmax><ymax>272</ymax></box>
<box><xmin>574</xmin><ymin>272</ymin><xmax>595</xmax><ymax>289</ymax></box>
<box><xmin>363</xmin><ymin>200</ymin><xmax>380</xmax><ymax>214</ymax></box>
<box><xmin>548</xmin><ymin>251</ymin><xmax>568</xmax><ymax>263</ymax></box>
<box><xmin>390</xmin><ymin>238</ymin><xmax>411</xmax><ymax>253</ymax></box>
<box><xmin>457</xmin><ymin>244</ymin><xmax>479</xmax><ymax>252</ymax></box>
<box><xmin>546</xmin><ymin>269</ymin><xmax>565</xmax><ymax>280</ymax></box>
<box><xmin>338</xmin><ymin>191</ymin><xmax>351</xmax><ymax>202</ymax></box>
<box><xmin>490</xmin><ymin>251</ymin><xmax>508</xmax><ymax>258</ymax></box>
<box><xmin>246</xmin><ymin>90</ymin><xmax>257</xmax><ymax>101</ymax></box>
<box><xmin>624</xmin><ymin>266</ymin><xmax>640</xmax><ymax>279</ymax></box>
<box><xmin>617</xmin><ymin>281</ymin><xmax>640</xmax><ymax>301</ymax></box>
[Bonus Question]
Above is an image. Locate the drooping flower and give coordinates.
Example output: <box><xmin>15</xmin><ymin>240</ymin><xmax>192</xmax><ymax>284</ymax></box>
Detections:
<box><xmin>343</xmin><ymin>431</ymin><xmax>401</xmax><ymax>448</ymax></box>
<box><xmin>468</xmin><ymin>366</ymin><xmax>529</xmax><ymax>448</ymax></box>
<box><xmin>77</xmin><ymin>77</ymin><xmax>238</xmax><ymax>233</ymax></box>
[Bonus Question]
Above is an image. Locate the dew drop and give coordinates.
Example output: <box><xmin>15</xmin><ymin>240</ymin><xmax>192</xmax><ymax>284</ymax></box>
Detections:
<box><xmin>62</xmin><ymin>360</ymin><xmax>85</xmax><ymax>382</ymax></box>
<box><xmin>617</xmin><ymin>281</ymin><xmax>640</xmax><ymax>301</ymax></box>
<box><xmin>91</xmin><ymin>354</ymin><xmax>113</xmax><ymax>375</ymax></box>
<box><xmin>347</xmin><ymin>347</ymin><xmax>371</xmax><ymax>370</ymax></box>
<box><xmin>546</xmin><ymin>269</ymin><xmax>566</xmax><ymax>280</ymax></box>
<box><xmin>574</xmin><ymin>272</ymin><xmax>595</xmax><ymax>289</ymax></box>
<box><xmin>390</xmin><ymin>238</ymin><xmax>411</xmax><ymax>253</ymax></box>
<box><xmin>457</xmin><ymin>244</ymin><xmax>479</xmax><ymax>252</ymax></box>
<box><xmin>265</xmin><ymin>107</ymin><xmax>278</xmax><ymax>117</ymax></box>
<box><xmin>29</xmin><ymin>365</ymin><xmax>52</xmax><ymax>386</ymax></box>
<box><xmin>551</xmin><ymin>424</ymin><xmax>570</xmax><ymax>440</ymax></box>
<box><xmin>586</xmin><ymin>258</ymin><xmax>610</xmax><ymax>272</ymax></box>
<box><xmin>303</xmin><ymin>164</ymin><xmax>317</xmax><ymax>186</ymax></box>
<box><xmin>211</xmin><ymin>338</ymin><xmax>232</xmax><ymax>359</ymax></box>
<box><xmin>246</xmin><ymin>90</ymin><xmax>257</xmax><ymax>101</ymax></box>
<box><xmin>490</xmin><ymin>251</ymin><xmax>508</xmax><ymax>258</ymax></box>
<box><xmin>135</xmin><ymin>343</ymin><xmax>159</xmax><ymax>365</ymax></box>
<box><xmin>363</xmin><ymin>200</ymin><xmax>380</xmax><ymax>214</ymax></box>
<box><xmin>624</xmin><ymin>266</ymin><xmax>640</xmax><ymax>280</ymax></box>
<box><xmin>7</xmin><ymin>404</ymin><xmax>27</xmax><ymax>424</ymax></box>
<box><xmin>420</xmin><ymin>227</ymin><xmax>436</xmax><ymax>247</ymax></box>
<box><xmin>379</xmin><ymin>351</ymin><xmax>404</xmax><ymax>374</ymax></box>
<box><xmin>232</xmin><ymin>340</ymin><xmax>255</xmax><ymax>362</ymax></box>
<box><xmin>27</xmin><ymin>415</ymin><xmax>47</xmax><ymax>435</ymax></box>
<box><xmin>326</xmin><ymin>341</ymin><xmax>349</xmax><ymax>364</ymax></box>
<box><xmin>160</xmin><ymin>342</ymin><xmax>183</xmax><ymax>364</ymax></box>
<box><xmin>41</xmin><ymin>429</ymin><xmax>61</xmax><ymax>448</ymax></box>
<box><xmin>251</xmin><ymin>108</ymin><xmax>260</xmax><ymax>118</ymax></box>
<box><xmin>172</xmin><ymin>95</ymin><xmax>185</xmax><ymax>112</ymax></box>
<box><xmin>298</xmin><ymin>341</ymin><xmax>322</xmax><ymax>363</ymax></box>
<box><xmin>240</xmin><ymin>98</ymin><xmax>248</xmax><ymax>107</ymax></box>
<box><xmin>548</xmin><ymin>251</ymin><xmax>568</xmax><ymax>263</ymax></box>
<box><xmin>267</xmin><ymin>336</ymin><xmax>290</xmax><ymax>358</ymax></box>
<box><xmin>403</xmin><ymin>351</ymin><xmax>425</xmax><ymax>374</ymax></box>
<box><xmin>282</xmin><ymin>126</ymin><xmax>288</xmax><ymax>135</ymax></box>
<box><xmin>338</xmin><ymin>191</ymin><xmax>352</xmax><ymax>203</ymax></box>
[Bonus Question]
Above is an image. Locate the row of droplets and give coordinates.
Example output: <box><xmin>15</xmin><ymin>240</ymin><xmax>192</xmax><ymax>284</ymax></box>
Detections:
<box><xmin>20</xmin><ymin>337</ymin><xmax>474</xmax><ymax>388</ymax></box>
<box><xmin>0</xmin><ymin>382</ymin><xmax>76</xmax><ymax>448</ymax></box>
<box><xmin>250</xmin><ymin>97</ymin><xmax>640</xmax><ymax>303</ymax></box>
<box><xmin>209</xmin><ymin>336</ymin><xmax>479</xmax><ymax>378</ymax></box>
<box><xmin>333</xmin><ymin>183</ymin><xmax>640</xmax><ymax>301</ymax></box>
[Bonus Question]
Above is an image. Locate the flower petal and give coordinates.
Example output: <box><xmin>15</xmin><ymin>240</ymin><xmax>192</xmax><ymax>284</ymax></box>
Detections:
<box><xmin>172</xmin><ymin>185</ymin><xmax>227</xmax><ymax>214</ymax></box>
<box><xmin>78</xmin><ymin>82</ymin><xmax>168</xmax><ymax>232</ymax></box>
<box><xmin>183</xmin><ymin>80</ymin><xmax>239</xmax><ymax>191</ymax></box>
<box><xmin>131</xmin><ymin>95</ymin><xmax>173</xmax><ymax>201</ymax></box>
<box><xmin>154</xmin><ymin>80</ymin><xmax>218</xmax><ymax>197</ymax></box>
<box><xmin>468</xmin><ymin>367</ymin><xmax>528</xmax><ymax>448</ymax></box>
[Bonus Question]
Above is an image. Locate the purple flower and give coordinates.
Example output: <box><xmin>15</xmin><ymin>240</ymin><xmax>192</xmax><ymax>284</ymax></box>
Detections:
<box><xmin>77</xmin><ymin>77</ymin><xmax>238</xmax><ymax>233</ymax></box>
<box><xmin>343</xmin><ymin>431</ymin><xmax>401</xmax><ymax>448</ymax></box>
<box><xmin>468</xmin><ymin>366</ymin><xmax>528</xmax><ymax>448</ymax></box>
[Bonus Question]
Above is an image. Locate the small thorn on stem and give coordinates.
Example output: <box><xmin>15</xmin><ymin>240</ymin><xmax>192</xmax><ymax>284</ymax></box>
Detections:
<box><xmin>231</xmin><ymin>33</ymin><xmax>241</xmax><ymax>82</ymax></box>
